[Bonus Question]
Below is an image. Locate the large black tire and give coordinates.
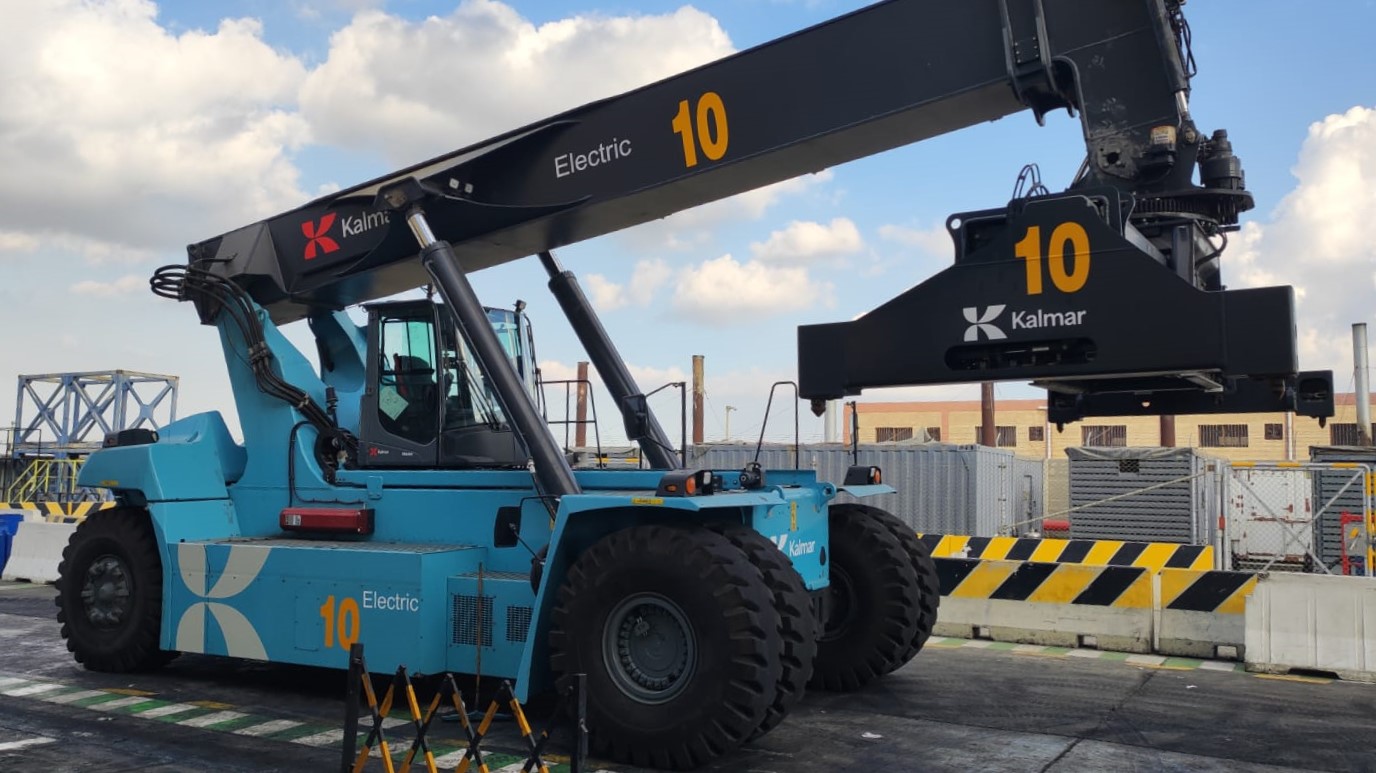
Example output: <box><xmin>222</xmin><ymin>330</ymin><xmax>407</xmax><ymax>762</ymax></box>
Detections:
<box><xmin>836</xmin><ymin>503</ymin><xmax>940</xmax><ymax>671</ymax></box>
<box><xmin>55</xmin><ymin>508</ymin><xmax>174</xmax><ymax>672</ymax></box>
<box><xmin>809</xmin><ymin>504</ymin><xmax>921</xmax><ymax>692</ymax></box>
<box><xmin>710</xmin><ymin>523</ymin><xmax>817</xmax><ymax>740</ymax></box>
<box><xmin>549</xmin><ymin>525</ymin><xmax>782</xmax><ymax>770</ymax></box>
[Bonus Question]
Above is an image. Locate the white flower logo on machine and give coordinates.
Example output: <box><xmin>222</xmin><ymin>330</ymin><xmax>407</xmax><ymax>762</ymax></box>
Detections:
<box><xmin>173</xmin><ymin>543</ymin><xmax>271</xmax><ymax>659</ymax></box>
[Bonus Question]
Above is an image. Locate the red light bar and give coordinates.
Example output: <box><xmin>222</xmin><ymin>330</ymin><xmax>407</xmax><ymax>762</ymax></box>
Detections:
<box><xmin>280</xmin><ymin>507</ymin><xmax>374</xmax><ymax>535</ymax></box>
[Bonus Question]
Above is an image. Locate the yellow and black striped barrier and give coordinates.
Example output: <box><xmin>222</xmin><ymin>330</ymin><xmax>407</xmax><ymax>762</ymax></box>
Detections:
<box><xmin>341</xmin><ymin>643</ymin><xmax>586</xmax><ymax>773</ymax></box>
<box><xmin>1158</xmin><ymin>567</ymin><xmax>1257</xmax><ymax>615</ymax></box>
<box><xmin>920</xmin><ymin>533</ymin><xmax>1214</xmax><ymax>573</ymax></box>
<box><xmin>2</xmin><ymin>501</ymin><xmax>114</xmax><ymax>523</ymax></box>
<box><xmin>934</xmin><ymin>557</ymin><xmax>1152</xmax><ymax>609</ymax></box>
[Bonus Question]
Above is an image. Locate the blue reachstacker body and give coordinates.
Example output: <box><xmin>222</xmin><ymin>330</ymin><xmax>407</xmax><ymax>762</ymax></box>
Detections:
<box><xmin>59</xmin><ymin>2</ymin><xmax>1334</xmax><ymax>770</ymax></box>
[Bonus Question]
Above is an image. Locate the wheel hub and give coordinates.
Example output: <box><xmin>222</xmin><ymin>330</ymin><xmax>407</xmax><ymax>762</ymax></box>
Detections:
<box><xmin>80</xmin><ymin>555</ymin><xmax>131</xmax><ymax>628</ymax></box>
<box><xmin>821</xmin><ymin>564</ymin><xmax>856</xmax><ymax>642</ymax></box>
<box><xmin>603</xmin><ymin>594</ymin><xmax>696</xmax><ymax>704</ymax></box>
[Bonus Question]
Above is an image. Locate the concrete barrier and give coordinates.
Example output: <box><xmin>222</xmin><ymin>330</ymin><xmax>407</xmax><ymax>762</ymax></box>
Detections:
<box><xmin>933</xmin><ymin>557</ymin><xmax>1154</xmax><ymax>652</ymax></box>
<box><xmin>1245</xmin><ymin>573</ymin><xmax>1376</xmax><ymax>682</ymax></box>
<box><xmin>1154</xmin><ymin>568</ymin><xmax>1257</xmax><ymax>659</ymax></box>
<box><xmin>1</xmin><ymin>521</ymin><xmax>77</xmax><ymax>583</ymax></box>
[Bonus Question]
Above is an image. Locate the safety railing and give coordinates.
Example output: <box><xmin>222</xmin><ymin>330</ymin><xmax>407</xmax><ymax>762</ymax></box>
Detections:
<box><xmin>341</xmin><ymin>643</ymin><xmax>586</xmax><ymax>773</ymax></box>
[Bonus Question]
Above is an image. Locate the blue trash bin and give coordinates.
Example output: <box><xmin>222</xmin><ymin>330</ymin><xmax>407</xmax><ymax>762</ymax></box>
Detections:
<box><xmin>0</xmin><ymin>513</ymin><xmax>25</xmax><ymax>574</ymax></box>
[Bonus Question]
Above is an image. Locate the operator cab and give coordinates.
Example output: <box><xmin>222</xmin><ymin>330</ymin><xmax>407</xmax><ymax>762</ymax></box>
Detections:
<box><xmin>357</xmin><ymin>299</ymin><xmax>537</xmax><ymax>469</ymax></box>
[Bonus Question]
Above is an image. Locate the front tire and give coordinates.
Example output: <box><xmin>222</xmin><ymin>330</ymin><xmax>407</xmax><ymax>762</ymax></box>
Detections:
<box><xmin>549</xmin><ymin>525</ymin><xmax>782</xmax><ymax>770</ymax></box>
<box><xmin>55</xmin><ymin>508</ymin><xmax>173</xmax><ymax>672</ymax></box>
<box><xmin>838</xmin><ymin>503</ymin><xmax>941</xmax><ymax>672</ymax></box>
<box><xmin>710</xmin><ymin>523</ymin><xmax>817</xmax><ymax>739</ymax></box>
<box><xmin>809</xmin><ymin>504</ymin><xmax>921</xmax><ymax>691</ymax></box>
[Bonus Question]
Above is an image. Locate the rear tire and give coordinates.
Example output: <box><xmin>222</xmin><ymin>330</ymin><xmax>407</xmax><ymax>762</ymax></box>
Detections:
<box><xmin>549</xmin><ymin>524</ymin><xmax>781</xmax><ymax>770</ymax></box>
<box><xmin>809</xmin><ymin>504</ymin><xmax>921</xmax><ymax>691</ymax></box>
<box><xmin>55</xmin><ymin>508</ymin><xmax>174</xmax><ymax>672</ymax></box>
<box><xmin>710</xmin><ymin>524</ymin><xmax>817</xmax><ymax>739</ymax></box>
<box><xmin>837</xmin><ymin>503</ymin><xmax>940</xmax><ymax>671</ymax></box>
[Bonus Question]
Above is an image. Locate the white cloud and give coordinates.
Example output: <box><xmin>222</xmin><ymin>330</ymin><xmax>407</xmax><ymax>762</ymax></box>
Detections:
<box><xmin>877</xmin><ymin>222</ymin><xmax>952</xmax><ymax>258</ymax></box>
<box><xmin>0</xmin><ymin>1</ymin><xmax>311</xmax><ymax>254</ymax></box>
<box><xmin>1222</xmin><ymin>105</ymin><xmax>1376</xmax><ymax>376</ymax></box>
<box><xmin>580</xmin><ymin>259</ymin><xmax>672</xmax><ymax>312</ymax></box>
<box><xmin>70</xmin><ymin>274</ymin><xmax>147</xmax><ymax>297</ymax></box>
<box><xmin>672</xmin><ymin>254</ymin><xmax>832</xmax><ymax>321</ymax></box>
<box><xmin>583</xmin><ymin>273</ymin><xmax>626</xmax><ymax>311</ymax></box>
<box><xmin>299</xmin><ymin>1</ymin><xmax>734</xmax><ymax>163</ymax></box>
<box><xmin>620</xmin><ymin>171</ymin><xmax>834</xmax><ymax>252</ymax></box>
<box><xmin>750</xmin><ymin>217</ymin><xmax>862</xmax><ymax>265</ymax></box>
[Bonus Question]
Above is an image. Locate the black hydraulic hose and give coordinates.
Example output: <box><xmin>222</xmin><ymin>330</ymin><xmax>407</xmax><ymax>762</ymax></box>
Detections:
<box><xmin>150</xmin><ymin>265</ymin><xmax>356</xmax><ymax>459</ymax></box>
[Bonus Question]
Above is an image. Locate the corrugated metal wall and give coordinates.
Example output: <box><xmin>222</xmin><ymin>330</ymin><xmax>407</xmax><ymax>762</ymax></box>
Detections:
<box><xmin>1066</xmin><ymin>447</ymin><xmax>1225</xmax><ymax>545</ymax></box>
<box><xmin>690</xmin><ymin>443</ymin><xmax>1043</xmax><ymax>536</ymax></box>
<box><xmin>1308</xmin><ymin>446</ymin><xmax>1376</xmax><ymax>568</ymax></box>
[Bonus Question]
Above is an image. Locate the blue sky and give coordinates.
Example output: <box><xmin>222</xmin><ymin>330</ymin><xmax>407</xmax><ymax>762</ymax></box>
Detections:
<box><xmin>3</xmin><ymin>0</ymin><xmax>1375</xmax><ymax>447</ymax></box>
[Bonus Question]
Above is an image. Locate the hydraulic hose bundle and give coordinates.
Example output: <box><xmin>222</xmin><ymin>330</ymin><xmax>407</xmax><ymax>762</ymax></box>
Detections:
<box><xmin>149</xmin><ymin>264</ymin><xmax>357</xmax><ymax>462</ymax></box>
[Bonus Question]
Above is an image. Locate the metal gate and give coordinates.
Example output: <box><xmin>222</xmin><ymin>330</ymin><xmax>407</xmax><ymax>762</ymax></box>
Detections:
<box><xmin>1223</xmin><ymin>462</ymin><xmax>1374</xmax><ymax>576</ymax></box>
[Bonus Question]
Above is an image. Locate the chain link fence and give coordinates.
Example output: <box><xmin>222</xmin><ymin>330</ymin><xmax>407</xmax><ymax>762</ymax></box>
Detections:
<box><xmin>1223</xmin><ymin>463</ymin><xmax>1374</xmax><ymax>576</ymax></box>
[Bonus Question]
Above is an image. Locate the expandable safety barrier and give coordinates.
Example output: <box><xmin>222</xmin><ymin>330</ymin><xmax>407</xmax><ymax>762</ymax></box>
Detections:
<box><xmin>920</xmin><ymin>533</ymin><xmax>1214</xmax><ymax>572</ymax></box>
<box><xmin>341</xmin><ymin>643</ymin><xmax>586</xmax><ymax>773</ymax></box>
<box><xmin>0</xmin><ymin>501</ymin><xmax>113</xmax><ymax>523</ymax></box>
<box><xmin>1</xmin><ymin>521</ymin><xmax>76</xmax><ymax>583</ymax></box>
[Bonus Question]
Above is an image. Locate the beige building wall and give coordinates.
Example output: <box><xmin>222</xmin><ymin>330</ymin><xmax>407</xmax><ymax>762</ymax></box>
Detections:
<box><xmin>845</xmin><ymin>394</ymin><xmax>1375</xmax><ymax>462</ymax></box>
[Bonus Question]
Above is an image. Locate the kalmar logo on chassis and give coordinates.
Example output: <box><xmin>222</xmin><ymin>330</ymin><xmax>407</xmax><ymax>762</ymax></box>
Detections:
<box><xmin>963</xmin><ymin>305</ymin><xmax>1007</xmax><ymax>341</ymax></box>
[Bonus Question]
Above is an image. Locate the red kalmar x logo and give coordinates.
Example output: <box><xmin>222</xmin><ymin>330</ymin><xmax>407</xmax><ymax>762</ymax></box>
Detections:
<box><xmin>302</xmin><ymin>213</ymin><xmax>340</xmax><ymax>260</ymax></box>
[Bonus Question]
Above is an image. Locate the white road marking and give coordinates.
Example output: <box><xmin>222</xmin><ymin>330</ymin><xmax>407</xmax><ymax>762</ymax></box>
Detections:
<box><xmin>0</xmin><ymin>677</ymin><xmax>30</xmax><ymax>689</ymax></box>
<box><xmin>292</xmin><ymin>729</ymin><xmax>346</xmax><ymax>747</ymax></box>
<box><xmin>1</xmin><ymin>683</ymin><xmax>64</xmax><ymax>697</ymax></box>
<box><xmin>234</xmin><ymin>719</ymin><xmax>304</xmax><ymax>737</ymax></box>
<box><xmin>137</xmin><ymin>703</ymin><xmax>203</xmax><ymax>719</ymax></box>
<box><xmin>1126</xmin><ymin>654</ymin><xmax>1167</xmax><ymax>666</ymax></box>
<box><xmin>178</xmin><ymin>710</ymin><xmax>248</xmax><ymax>728</ymax></box>
<box><xmin>1199</xmin><ymin>660</ymin><xmax>1240</xmax><ymax>672</ymax></box>
<box><xmin>0</xmin><ymin>736</ymin><xmax>56</xmax><ymax>752</ymax></box>
<box><xmin>1067</xmin><ymin>649</ymin><xmax>1103</xmax><ymax>658</ymax></box>
<box><xmin>90</xmin><ymin>695</ymin><xmax>155</xmax><ymax>711</ymax></box>
<box><xmin>42</xmin><ymin>689</ymin><xmax>108</xmax><ymax>704</ymax></box>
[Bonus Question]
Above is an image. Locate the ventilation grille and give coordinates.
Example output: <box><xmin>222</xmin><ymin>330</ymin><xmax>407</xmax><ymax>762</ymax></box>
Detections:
<box><xmin>451</xmin><ymin>594</ymin><xmax>494</xmax><ymax>647</ymax></box>
<box><xmin>507</xmin><ymin>605</ymin><xmax>533</xmax><ymax>643</ymax></box>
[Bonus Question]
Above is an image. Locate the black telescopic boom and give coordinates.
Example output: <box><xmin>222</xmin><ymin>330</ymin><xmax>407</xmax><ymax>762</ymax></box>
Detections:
<box><xmin>539</xmin><ymin>251</ymin><xmax>680</xmax><ymax>470</ymax></box>
<box><xmin>405</xmin><ymin>210</ymin><xmax>581</xmax><ymax>501</ymax></box>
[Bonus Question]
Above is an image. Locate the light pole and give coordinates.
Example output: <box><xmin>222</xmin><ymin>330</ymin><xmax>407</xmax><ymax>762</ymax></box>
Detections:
<box><xmin>724</xmin><ymin>405</ymin><xmax>736</xmax><ymax>441</ymax></box>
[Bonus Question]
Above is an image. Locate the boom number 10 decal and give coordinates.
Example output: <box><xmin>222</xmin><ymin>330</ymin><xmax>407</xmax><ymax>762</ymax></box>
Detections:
<box><xmin>673</xmin><ymin>92</ymin><xmax>729</xmax><ymax>168</ymax></box>
<box><xmin>1015</xmin><ymin>222</ymin><xmax>1091</xmax><ymax>295</ymax></box>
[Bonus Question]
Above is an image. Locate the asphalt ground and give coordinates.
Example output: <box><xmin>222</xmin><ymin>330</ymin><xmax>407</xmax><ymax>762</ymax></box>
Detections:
<box><xmin>0</xmin><ymin>580</ymin><xmax>1372</xmax><ymax>772</ymax></box>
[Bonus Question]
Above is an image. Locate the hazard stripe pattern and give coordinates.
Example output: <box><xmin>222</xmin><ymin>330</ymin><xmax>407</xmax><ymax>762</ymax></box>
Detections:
<box><xmin>2</xmin><ymin>502</ymin><xmax>114</xmax><ymax>522</ymax></box>
<box><xmin>920</xmin><ymin>534</ymin><xmax>1213</xmax><ymax>573</ymax></box>
<box><xmin>935</xmin><ymin>557</ymin><xmax>1153</xmax><ymax>609</ymax></box>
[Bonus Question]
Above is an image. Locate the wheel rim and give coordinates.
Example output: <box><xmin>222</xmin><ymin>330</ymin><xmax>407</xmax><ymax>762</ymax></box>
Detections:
<box><xmin>602</xmin><ymin>593</ymin><xmax>696</xmax><ymax>704</ymax></box>
<box><xmin>820</xmin><ymin>564</ymin><xmax>857</xmax><ymax>642</ymax></box>
<box><xmin>80</xmin><ymin>554</ymin><xmax>132</xmax><ymax>628</ymax></box>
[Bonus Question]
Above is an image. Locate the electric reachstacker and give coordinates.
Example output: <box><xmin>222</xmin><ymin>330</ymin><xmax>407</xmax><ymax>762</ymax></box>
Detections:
<box><xmin>58</xmin><ymin>1</ymin><xmax>1332</xmax><ymax>768</ymax></box>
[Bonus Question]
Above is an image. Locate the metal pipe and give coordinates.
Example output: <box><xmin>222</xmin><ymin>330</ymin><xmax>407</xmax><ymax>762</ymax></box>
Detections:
<box><xmin>538</xmin><ymin>251</ymin><xmax>679</xmax><ymax>469</ymax></box>
<box><xmin>409</xmin><ymin>212</ymin><xmax>580</xmax><ymax>500</ymax></box>
<box><xmin>1356</xmin><ymin>323</ymin><xmax>1372</xmax><ymax>446</ymax></box>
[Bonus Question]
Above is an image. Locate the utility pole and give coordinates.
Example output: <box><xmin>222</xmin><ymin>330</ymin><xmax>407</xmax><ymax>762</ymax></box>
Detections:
<box><xmin>980</xmin><ymin>382</ymin><xmax>996</xmax><ymax>447</ymax></box>
<box><xmin>692</xmin><ymin>355</ymin><xmax>704</xmax><ymax>446</ymax></box>
<box><xmin>724</xmin><ymin>406</ymin><xmax>736</xmax><ymax>441</ymax></box>
<box><xmin>574</xmin><ymin>361</ymin><xmax>589</xmax><ymax>448</ymax></box>
<box><xmin>1159</xmin><ymin>415</ymin><xmax>1176</xmax><ymax>447</ymax></box>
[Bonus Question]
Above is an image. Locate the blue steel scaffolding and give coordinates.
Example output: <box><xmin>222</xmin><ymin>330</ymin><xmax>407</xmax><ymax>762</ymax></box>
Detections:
<box><xmin>5</xmin><ymin>371</ymin><xmax>178</xmax><ymax>506</ymax></box>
